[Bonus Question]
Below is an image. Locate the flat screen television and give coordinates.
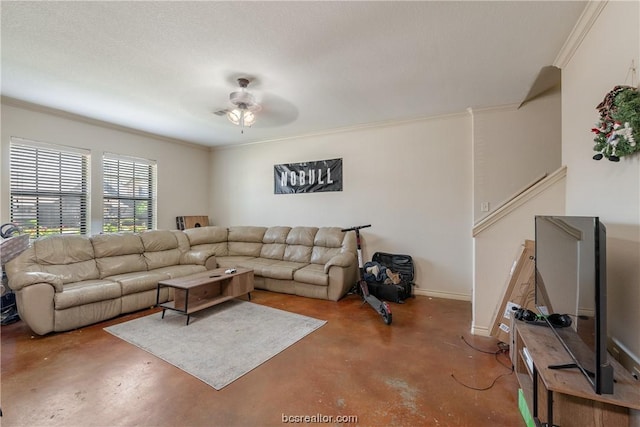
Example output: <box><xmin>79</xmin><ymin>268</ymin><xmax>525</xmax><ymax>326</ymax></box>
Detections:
<box><xmin>534</xmin><ymin>215</ymin><xmax>614</xmax><ymax>394</ymax></box>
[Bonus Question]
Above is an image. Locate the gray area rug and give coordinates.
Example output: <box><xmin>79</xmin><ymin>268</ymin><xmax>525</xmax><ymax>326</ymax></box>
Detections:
<box><xmin>104</xmin><ymin>300</ymin><xmax>326</xmax><ymax>390</ymax></box>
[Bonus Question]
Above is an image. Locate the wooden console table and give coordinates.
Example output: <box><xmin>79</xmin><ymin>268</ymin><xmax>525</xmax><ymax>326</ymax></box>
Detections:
<box><xmin>156</xmin><ymin>268</ymin><xmax>254</xmax><ymax>325</ymax></box>
<box><xmin>512</xmin><ymin>320</ymin><xmax>640</xmax><ymax>427</ymax></box>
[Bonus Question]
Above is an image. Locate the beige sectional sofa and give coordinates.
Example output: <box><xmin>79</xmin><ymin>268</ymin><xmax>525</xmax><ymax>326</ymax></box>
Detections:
<box><xmin>6</xmin><ymin>226</ymin><xmax>357</xmax><ymax>335</ymax></box>
<box><xmin>184</xmin><ymin>226</ymin><xmax>357</xmax><ymax>301</ymax></box>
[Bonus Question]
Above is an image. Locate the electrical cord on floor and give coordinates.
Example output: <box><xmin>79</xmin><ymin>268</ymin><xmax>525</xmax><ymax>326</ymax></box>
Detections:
<box><xmin>460</xmin><ymin>335</ymin><xmax>513</xmax><ymax>370</ymax></box>
<box><xmin>450</xmin><ymin>370</ymin><xmax>514</xmax><ymax>391</ymax></box>
<box><xmin>450</xmin><ymin>335</ymin><xmax>514</xmax><ymax>391</ymax></box>
<box><xmin>460</xmin><ymin>334</ymin><xmax>505</xmax><ymax>354</ymax></box>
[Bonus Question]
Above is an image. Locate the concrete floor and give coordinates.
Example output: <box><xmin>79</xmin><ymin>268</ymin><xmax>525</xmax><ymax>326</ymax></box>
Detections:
<box><xmin>1</xmin><ymin>291</ymin><xmax>524</xmax><ymax>426</ymax></box>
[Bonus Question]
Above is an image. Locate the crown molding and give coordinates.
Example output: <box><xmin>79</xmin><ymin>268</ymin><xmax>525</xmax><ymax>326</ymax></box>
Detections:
<box><xmin>212</xmin><ymin>110</ymin><xmax>471</xmax><ymax>151</ymax></box>
<box><xmin>1</xmin><ymin>96</ymin><xmax>211</xmax><ymax>152</ymax></box>
<box><xmin>554</xmin><ymin>1</ymin><xmax>608</xmax><ymax>68</ymax></box>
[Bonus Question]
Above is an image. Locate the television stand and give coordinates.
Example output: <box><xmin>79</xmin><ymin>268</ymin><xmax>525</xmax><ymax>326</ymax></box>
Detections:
<box><xmin>512</xmin><ymin>320</ymin><xmax>640</xmax><ymax>427</ymax></box>
<box><xmin>548</xmin><ymin>363</ymin><xmax>603</xmax><ymax>379</ymax></box>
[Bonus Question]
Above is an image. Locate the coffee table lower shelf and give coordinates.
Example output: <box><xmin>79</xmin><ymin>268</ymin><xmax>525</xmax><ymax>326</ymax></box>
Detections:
<box><xmin>156</xmin><ymin>268</ymin><xmax>254</xmax><ymax>325</ymax></box>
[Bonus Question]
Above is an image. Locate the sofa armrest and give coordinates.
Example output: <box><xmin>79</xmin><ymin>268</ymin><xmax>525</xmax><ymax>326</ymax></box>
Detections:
<box><xmin>204</xmin><ymin>256</ymin><xmax>218</xmax><ymax>270</ymax></box>
<box><xmin>180</xmin><ymin>248</ymin><xmax>218</xmax><ymax>268</ymax></box>
<box><xmin>323</xmin><ymin>252</ymin><xmax>357</xmax><ymax>273</ymax></box>
<box><xmin>8</xmin><ymin>272</ymin><xmax>63</xmax><ymax>293</ymax></box>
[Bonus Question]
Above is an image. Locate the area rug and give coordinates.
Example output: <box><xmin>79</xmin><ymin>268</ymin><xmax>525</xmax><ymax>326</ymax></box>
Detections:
<box><xmin>104</xmin><ymin>300</ymin><xmax>326</xmax><ymax>390</ymax></box>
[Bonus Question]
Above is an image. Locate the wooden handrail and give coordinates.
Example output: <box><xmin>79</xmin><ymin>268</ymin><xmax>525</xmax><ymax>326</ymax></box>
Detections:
<box><xmin>472</xmin><ymin>166</ymin><xmax>567</xmax><ymax>237</ymax></box>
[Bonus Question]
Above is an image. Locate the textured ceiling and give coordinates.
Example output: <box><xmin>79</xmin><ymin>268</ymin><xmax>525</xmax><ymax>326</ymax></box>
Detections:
<box><xmin>1</xmin><ymin>1</ymin><xmax>586</xmax><ymax>147</ymax></box>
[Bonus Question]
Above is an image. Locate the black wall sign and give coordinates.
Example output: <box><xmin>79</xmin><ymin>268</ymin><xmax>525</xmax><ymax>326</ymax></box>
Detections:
<box><xmin>274</xmin><ymin>158</ymin><xmax>343</xmax><ymax>194</ymax></box>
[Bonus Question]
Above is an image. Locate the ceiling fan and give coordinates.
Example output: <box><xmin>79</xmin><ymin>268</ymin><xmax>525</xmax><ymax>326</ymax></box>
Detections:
<box><xmin>214</xmin><ymin>77</ymin><xmax>262</xmax><ymax>132</ymax></box>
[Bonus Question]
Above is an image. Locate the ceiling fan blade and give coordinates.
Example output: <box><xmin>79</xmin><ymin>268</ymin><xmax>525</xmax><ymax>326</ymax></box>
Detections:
<box><xmin>249</xmin><ymin>93</ymin><xmax>298</xmax><ymax>127</ymax></box>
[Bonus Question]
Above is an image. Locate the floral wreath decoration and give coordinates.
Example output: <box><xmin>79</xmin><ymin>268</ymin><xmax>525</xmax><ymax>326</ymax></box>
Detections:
<box><xmin>591</xmin><ymin>85</ymin><xmax>640</xmax><ymax>162</ymax></box>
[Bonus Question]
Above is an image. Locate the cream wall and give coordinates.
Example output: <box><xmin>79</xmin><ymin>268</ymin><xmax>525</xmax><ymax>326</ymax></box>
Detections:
<box><xmin>472</xmin><ymin>89</ymin><xmax>562</xmax><ymax>222</ymax></box>
<box><xmin>210</xmin><ymin>115</ymin><xmax>474</xmax><ymax>299</ymax></box>
<box><xmin>0</xmin><ymin>101</ymin><xmax>211</xmax><ymax>232</ymax></box>
<box><xmin>472</xmin><ymin>168</ymin><xmax>565</xmax><ymax>336</ymax></box>
<box><xmin>561</xmin><ymin>1</ymin><xmax>640</xmax><ymax>363</ymax></box>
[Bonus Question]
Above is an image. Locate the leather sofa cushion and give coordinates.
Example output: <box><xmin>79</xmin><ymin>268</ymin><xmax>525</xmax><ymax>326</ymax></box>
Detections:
<box><xmin>263</xmin><ymin>226</ymin><xmax>291</xmax><ymax>243</ymax></box>
<box><xmin>228</xmin><ymin>226</ymin><xmax>267</xmax><ymax>243</ymax></box>
<box><xmin>216</xmin><ymin>256</ymin><xmax>255</xmax><ymax>268</ymax></box>
<box><xmin>172</xmin><ymin>230</ymin><xmax>191</xmax><ymax>253</ymax></box>
<box><xmin>42</xmin><ymin>260</ymin><xmax>100</xmax><ymax>285</ymax></box>
<box><xmin>91</xmin><ymin>233</ymin><xmax>144</xmax><ymax>257</ymax></box>
<box><xmin>227</xmin><ymin>226</ymin><xmax>267</xmax><ymax>257</ymax></box>
<box><xmin>183</xmin><ymin>226</ymin><xmax>228</xmax><ymax>246</ymax></box>
<box><xmin>260</xmin><ymin>260</ymin><xmax>307</xmax><ymax>280</ymax></box>
<box><xmin>54</xmin><ymin>279</ymin><xmax>122</xmax><ymax>310</ymax></box>
<box><xmin>294</xmin><ymin>264</ymin><xmax>329</xmax><ymax>287</ymax></box>
<box><xmin>140</xmin><ymin>230</ymin><xmax>181</xmax><ymax>269</ymax></box>
<box><xmin>34</xmin><ymin>234</ymin><xmax>95</xmax><ymax>264</ymax></box>
<box><xmin>145</xmin><ymin>249</ymin><xmax>181</xmax><ymax>270</ymax></box>
<box><xmin>286</xmin><ymin>227</ymin><xmax>318</xmax><ymax>246</ymax></box>
<box><xmin>310</xmin><ymin>227</ymin><xmax>347</xmax><ymax>264</ymax></box>
<box><xmin>151</xmin><ymin>264</ymin><xmax>207</xmax><ymax>279</ymax></box>
<box><xmin>314</xmin><ymin>227</ymin><xmax>344</xmax><ymax>247</ymax></box>
<box><xmin>32</xmin><ymin>235</ymin><xmax>101</xmax><ymax>284</ymax></box>
<box><xmin>96</xmin><ymin>254</ymin><xmax>147</xmax><ymax>278</ymax></box>
<box><xmin>260</xmin><ymin>243</ymin><xmax>286</xmax><ymax>260</ymax></box>
<box><xmin>106</xmin><ymin>270</ymin><xmax>170</xmax><ymax>296</ymax></box>
<box><xmin>282</xmin><ymin>227</ymin><xmax>317</xmax><ymax>263</ymax></box>
<box><xmin>260</xmin><ymin>226</ymin><xmax>291</xmax><ymax>260</ymax></box>
<box><xmin>229</xmin><ymin>241</ymin><xmax>262</xmax><ymax>257</ymax></box>
<box><xmin>189</xmin><ymin>242</ymin><xmax>228</xmax><ymax>257</ymax></box>
<box><xmin>140</xmin><ymin>230</ymin><xmax>178</xmax><ymax>252</ymax></box>
<box><xmin>284</xmin><ymin>244</ymin><xmax>312</xmax><ymax>263</ymax></box>
<box><xmin>92</xmin><ymin>233</ymin><xmax>153</xmax><ymax>278</ymax></box>
<box><xmin>235</xmin><ymin>257</ymin><xmax>279</xmax><ymax>276</ymax></box>
<box><xmin>310</xmin><ymin>246</ymin><xmax>342</xmax><ymax>265</ymax></box>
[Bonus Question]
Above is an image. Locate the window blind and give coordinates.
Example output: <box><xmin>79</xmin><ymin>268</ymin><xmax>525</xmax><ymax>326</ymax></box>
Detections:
<box><xmin>103</xmin><ymin>153</ymin><xmax>156</xmax><ymax>232</ymax></box>
<box><xmin>9</xmin><ymin>138</ymin><xmax>89</xmax><ymax>237</ymax></box>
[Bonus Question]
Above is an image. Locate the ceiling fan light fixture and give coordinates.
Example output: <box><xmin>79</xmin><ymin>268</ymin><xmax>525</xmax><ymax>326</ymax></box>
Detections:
<box><xmin>227</xmin><ymin>107</ymin><xmax>256</xmax><ymax>127</ymax></box>
<box><xmin>221</xmin><ymin>77</ymin><xmax>260</xmax><ymax>132</ymax></box>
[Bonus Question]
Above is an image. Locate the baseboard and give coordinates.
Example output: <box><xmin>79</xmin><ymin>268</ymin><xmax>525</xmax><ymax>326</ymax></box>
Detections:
<box><xmin>413</xmin><ymin>287</ymin><xmax>471</xmax><ymax>302</ymax></box>
<box><xmin>470</xmin><ymin>324</ymin><xmax>491</xmax><ymax>337</ymax></box>
<box><xmin>412</xmin><ymin>288</ymin><xmax>492</xmax><ymax>337</ymax></box>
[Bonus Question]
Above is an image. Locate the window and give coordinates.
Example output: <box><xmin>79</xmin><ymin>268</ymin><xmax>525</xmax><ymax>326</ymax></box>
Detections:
<box><xmin>9</xmin><ymin>138</ymin><xmax>89</xmax><ymax>237</ymax></box>
<box><xmin>103</xmin><ymin>153</ymin><xmax>156</xmax><ymax>232</ymax></box>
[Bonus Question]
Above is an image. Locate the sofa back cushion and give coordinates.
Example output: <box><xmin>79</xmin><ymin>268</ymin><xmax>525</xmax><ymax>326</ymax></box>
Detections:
<box><xmin>172</xmin><ymin>230</ymin><xmax>191</xmax><ymax>254</ymax></box>
<box><xmin>140</xmin><ymin>230</ymin><xmax>181</xmax><ymax>270</ymax></box>
<box><xmin>92</xmin><ymin>233</ymin><xmax>144</xmax><ymax>256</ymax></box>
<box><xmin>34</xmin><ymin>234</ymin><xmax>94</xmax><ymax>264</ymax></box>
<box><xmin>184</xmin><ymin>226</ymin><xmax>228</xmax><ymax>246</ymax></box>
<box><xmin>183</xmin><ymin>226</ymin><xmax>229</xmax><ymax>257</ymax></box>
<box><xmin>228</xmin><ymin>226</ymin><xmax>266</xmax><ymax>257</ymax></box>
<box><xmin>33</xmin><ymin>235</ymin><xmax>99</xmax><ymax>284</ymax></box>
<box><xmin>284</xmin><ymin>227</ymin><xmax>318</xmax><ymax>263</ymax></box>
<box><xmin>310</xmin><ymin>227</ymin><xmax>347</xmax><ymax>265</ymax></box>
<box><xmin>91</xmin><ymin>233</ymin><xmax>147</xmax><ymax>278</ymax></box>
<box><xmin>260</xmin><ymin>226</ymin><xmax>291</xmax><ymax>260</ymax></box>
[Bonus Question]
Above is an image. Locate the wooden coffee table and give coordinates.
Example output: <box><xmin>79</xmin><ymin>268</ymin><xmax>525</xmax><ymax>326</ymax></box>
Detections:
<box><xmin>156</xmin><ymin>268</ymin><xmax>254</xmax><ymax>325</ymax></box>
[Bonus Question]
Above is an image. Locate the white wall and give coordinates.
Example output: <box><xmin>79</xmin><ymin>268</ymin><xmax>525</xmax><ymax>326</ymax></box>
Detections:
<box><xmin>0</xmin><ymin>101</ymin><xmax>211</xmax><ymax>232</ymax></box>
<box><xmin>561</xmin><ymin>1</ymin><xmax>640</xmax><ymax>364</ymax></box>
<box><xmin>472</xmin><ymin>89</ymin><xmax>562</xmax><ymax>222</ymax></box>
<box><xmin>210</xmin><ymin>115</ymin><xmax>474</xmax><ymax>299</ymax></box>
<box><xmin>472</xmin><ymin>170</ymin><xmax>565</xmax><ymax>336</ymax></box>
